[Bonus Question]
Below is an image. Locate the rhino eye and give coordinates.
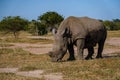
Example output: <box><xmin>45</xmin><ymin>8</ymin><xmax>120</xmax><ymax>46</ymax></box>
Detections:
<box><xmin>52</xmin><ymin>55</ymin><xmax>56</xmax><ymax>57</ymax></box>
<box><xmin>60</xmin><ymin>48</ymin><xmax>63</xmax><ymax>51</ymax></box>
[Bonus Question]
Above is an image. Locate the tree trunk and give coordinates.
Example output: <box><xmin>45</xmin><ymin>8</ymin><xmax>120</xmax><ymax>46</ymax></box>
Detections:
<box><xmin>13</xmin><ymin>32</ymin><xmax>18</xmax><ymax>38</ymax></box>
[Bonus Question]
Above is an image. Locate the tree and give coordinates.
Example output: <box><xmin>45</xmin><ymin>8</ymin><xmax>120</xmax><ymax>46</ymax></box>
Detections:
<box><xmin>38</xmin><ymin>11</ymin><xmax>64</xmax><ymax>31</ymax></box>
<box><xmin>113</xmin><ymin>19</ymin><xmax>120</xmax><ymax>22</ymax></box>
<box><xmin>103</xmin><ymin>19</ymin><xmax>120</xmax><ymax>30</ymax></box>
<box><xmin>28</xmin><ymin>20</ymin><xmax>39</xmax><ymax>36</ymax></box>
<box><xmin>0</xmin><ymin>16</ymin><xmax>28</xmax><ymax>38</ymax></box>
<box><xmin>37</xmin><ymin>23</ymin><xmax>47</xmax><ymax>35</ymax></box>
<box><xmin>103</xmin><ymin>20</ymin><xmax>117</xmax><ymax>30</ymax></box>
<box><xmin>28</xmin><ymin>20</ymin><xmax>48</xmax><ymax>35</ymax></box>
<box><xmin>113</xmin><ymin>19</ymin><xmax>120</xmax><ymax>30</ymax></box>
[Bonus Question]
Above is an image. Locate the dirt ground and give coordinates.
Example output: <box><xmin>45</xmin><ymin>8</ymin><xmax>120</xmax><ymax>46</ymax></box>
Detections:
<box><xmin>0</xmin><ymin>68</ymin><xmax>63</xmax><ymax>80</ymax></box>
<box><xmin>104</xmin><ymin>37</ymin><xmax>120</xmax><ymax>54</ymax></box>
<box><xmin>2</xmin><ymin>37</ymin><xmax>120</xmax><ymax>55</ymax></box>
<box><xmin>8</xmin><ymin>43</ymin><xmax>53</xmax><ymax>54</ymax></box>
<box><xmin>0</xmin><ymin>36</ymin><xmax>120</xmax><ymax>80</ymax></box>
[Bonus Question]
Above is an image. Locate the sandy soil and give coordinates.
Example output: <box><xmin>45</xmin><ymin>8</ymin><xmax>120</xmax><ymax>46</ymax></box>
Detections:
<box><xmin>0</xmin><ymin>43</ymin><xmax>53</xmax><ymax>54</ymax></box>
<box><xmin>12</xmin><ymin>43</ymin><xmax>53</xmax><ymax>54</ymax></box>
<box><xmin>106</xmin><ymin>37</ymin><xmax>120</xmax><ymax>47</ymax></box>
<box><xmin>0</xmin><ymin>68</ymin><xmax>63</xmax><ymax>80</ymax></box>
<box><xmin>104</xmin><ymin>37</ymin><xmax>120</xmax><ymax>55</ymax></box>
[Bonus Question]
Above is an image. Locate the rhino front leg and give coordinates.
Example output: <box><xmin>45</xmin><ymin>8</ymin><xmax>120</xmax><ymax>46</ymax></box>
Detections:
<box><xmin>67</xmin><ymin>44</ymin><xmax>75</xmax><ymax>61</ymax></box>
<box><xmin>85</xmin><ymin>47</ymin><xmax>94</xmax><ymax>60</ymax></box>
<box><xmin>76</xmin><ymin>39</ymin><xmax>85</xmax><ymax>60</ymax></box>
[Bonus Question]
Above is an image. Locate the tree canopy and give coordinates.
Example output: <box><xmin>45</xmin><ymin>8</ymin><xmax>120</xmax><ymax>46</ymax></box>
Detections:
<box><xmin>103</xmin><ymin>19</ymin><xmax>120</xmax><ymax>30</ymax></box>
<box><xmin>28</xmin><ymin>20</ymin><xmax>47</xmax><ymax>35</ymax></box>
<box><xmin>38</xmin><ymin>11</ymin><xmax>64</xmax><ymax>31</ymax></box>
<box><xmin>0</xmin><ymin>11</ymin><xmax>120</xmax><ymax>38</ymax></box>
<box><xmin>0</xmin><ymin>16</ymin><xmax>28</xmax><ymax>38</ymax></box>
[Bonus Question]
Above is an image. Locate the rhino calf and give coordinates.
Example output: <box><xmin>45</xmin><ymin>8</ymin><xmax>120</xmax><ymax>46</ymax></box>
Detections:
<box><xmin>49</xmin><ymin>16</ymin><xmax>107</xmax><ymax>62</ymax></box>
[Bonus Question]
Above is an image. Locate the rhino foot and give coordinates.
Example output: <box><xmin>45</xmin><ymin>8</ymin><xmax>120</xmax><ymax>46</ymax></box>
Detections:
<box><xmin>67</xmin><ymin>57</ymin><xmax>75</xmax><ymax>61</ymax></box>
<box><xmin>96</xmin><ymin>56</ymin><xmax>103</xmax><ymax>59</ymax></box>
<box><xmin>85</xmin><ymin>56</ymin><xmax>93</xmax><ymax>60</ymax></box>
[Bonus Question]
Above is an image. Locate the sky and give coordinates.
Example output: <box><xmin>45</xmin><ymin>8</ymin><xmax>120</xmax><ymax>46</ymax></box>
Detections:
<box><xmin>0</xmin><ymin>0</ymin><xmax>120</xmax><ymax>21</ymax></box>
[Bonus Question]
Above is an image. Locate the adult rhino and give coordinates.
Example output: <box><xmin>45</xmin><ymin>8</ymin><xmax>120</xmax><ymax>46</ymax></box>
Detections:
<box><xmin>49</xmin><ymin>16</ymin><xmax>107</xmax><ymax>62</ymax></box>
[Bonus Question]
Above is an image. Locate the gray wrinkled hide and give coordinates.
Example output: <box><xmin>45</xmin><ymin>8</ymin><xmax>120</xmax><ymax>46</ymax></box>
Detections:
<box><xmin>49</xmin><ymin>16</ymin><xmax>107</xmax><ymax>62</ymax></box>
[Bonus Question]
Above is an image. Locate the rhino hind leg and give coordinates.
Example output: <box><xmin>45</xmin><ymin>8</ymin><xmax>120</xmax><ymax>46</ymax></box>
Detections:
<box><xmin>85</xmin><ymin>47</ymin><xmax>94</xmax><ymax>60</ymax></box>
<box><xmin>96</xmin><ymin>40</ymin><xmax>105</xmax><ymax>58</ymax></box>
<box><xmin>67</xmin><ymin>44</ymin><xmax>75</xmax><ymax>61</ymax></box>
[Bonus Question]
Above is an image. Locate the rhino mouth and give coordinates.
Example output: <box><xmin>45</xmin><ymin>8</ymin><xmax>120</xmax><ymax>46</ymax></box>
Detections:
<box><xmin>52</xmin><ymin>54</ymin><xmax>63</xmax><ymax>62</ymax></box>
<box><xmin>48</xmin><ymin>51</ymin><xmax>65</xmax><ymax>62</ymax></box>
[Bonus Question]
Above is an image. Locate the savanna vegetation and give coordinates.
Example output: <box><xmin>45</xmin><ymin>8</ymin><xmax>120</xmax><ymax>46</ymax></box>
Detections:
<box><xmin>0</xmin><ymin>11</ymin><xmax>120</xmax><ymax>38</ymax></box>
<box><xmin>0</xmin><ymin>11</ymin><xmax>120</xmax><ymax>80</ymax></box>
<box><xmin>102</xmin><ymin>19</ymin><xmax>120</xmax><ymax>30</ymax></box>
<box><xmin>0</xmin><ymin>30</ymin><xmax>120</xmax><ymax>80</ymax></box>
<box><xmin>0</xmin><ymin>11</ymin><xmax>64</xmax><ymax>38</ymax></box>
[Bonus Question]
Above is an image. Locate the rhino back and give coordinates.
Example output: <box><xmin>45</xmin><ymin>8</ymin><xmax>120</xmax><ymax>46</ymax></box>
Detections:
<box><xmin>57</xmin><ymin>16</ymin><xmax>106</xmax><ymax>42</ymax></box>
<box><xmin>79</xmin><ymin>17</ymin><xmax>107</xmax><ymax>47</ymax></box>
<box><xmin>78</xmin><ymin>17</ymin><xmax>105</xmax><ymax>32</ymax></box>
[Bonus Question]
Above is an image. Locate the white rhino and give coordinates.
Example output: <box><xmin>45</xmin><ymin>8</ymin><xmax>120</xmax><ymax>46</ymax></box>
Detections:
<box><xmin>49</xmin><ymin>16</ymin><xmax>107</xmax><ymax>62</ymax></box>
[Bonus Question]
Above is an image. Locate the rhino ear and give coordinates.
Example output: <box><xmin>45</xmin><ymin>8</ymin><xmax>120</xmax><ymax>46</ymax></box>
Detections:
<box><xmin>62</xmin><ymin>28</ymin><xmax>69</xmax><ymax>37</ymax></box>
<box><xmin>52</xmin><ymin>28</ymin><xmax>57</xmax><ymax>36</ymax></box>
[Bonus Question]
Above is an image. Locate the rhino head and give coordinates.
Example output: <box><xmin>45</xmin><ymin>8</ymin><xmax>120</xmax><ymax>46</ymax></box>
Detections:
<box><xmin>48</xmin><ymin>29</ymin><xmax>68</xmax><ymax>62</ymax></box>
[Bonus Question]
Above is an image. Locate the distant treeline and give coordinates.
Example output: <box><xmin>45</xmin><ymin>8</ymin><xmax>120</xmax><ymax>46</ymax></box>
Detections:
<box><xmin>100</xmin><ymin>19</ymin><xmax>120</xmax><ymax>30</ymax></box>
<box><xmin>0</xmin><ymin>11</ymin><xmax>120</xmax><ymax>38</ymax></box>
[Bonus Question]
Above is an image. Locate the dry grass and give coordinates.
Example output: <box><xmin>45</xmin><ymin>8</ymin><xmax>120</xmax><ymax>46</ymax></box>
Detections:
<box><xmin>0</xmin><ymin>73</ymin><xmax>44</xmax><ymax>80</ymax></box>
<box><xmin>0</xmin><ymin>37</ymin><xmax>53</xmax><ymax>44</ymax></box>
<box><xmin>0</xmin><ymin>31</ymin><xmax>120</xmax><ymax>80</ymax></box>
<box><xmin>0</xmin><ymin>31</ymin><xmax>53</xmax><ymax>44</ymax></box>
<box><xmin>0</xmin><ymin>43</ymin><xmax>14</xmax><ymax>47</ymax></box>
<box><xmin>107</xmin><ymin>30</ymin><xmax>120</xmax><ymax>38</ymax></box>
<box><xmin>0</xmin><ymin>48</ymin><xmax>120</xmax><ymax>80</ymax></box>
